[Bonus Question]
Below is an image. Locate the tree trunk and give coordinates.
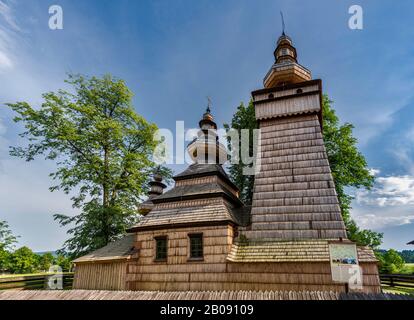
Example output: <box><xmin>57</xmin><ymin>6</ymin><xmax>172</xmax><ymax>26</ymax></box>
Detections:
<box><xmin>102</xmin><ymin>146</ymin><xmax>110</xmax><ymax>245</ymax></box>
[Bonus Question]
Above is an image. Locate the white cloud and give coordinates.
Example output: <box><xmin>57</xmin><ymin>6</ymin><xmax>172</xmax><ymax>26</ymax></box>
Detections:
<box><xmin>357</xmin><ymin>175</ymin><xmax>414</xmax><ymax>207</ymax></box>
<box><xmin>368</xmin><ymin>168</ymin><xmax>381</xmax><ymax>177</ymax></box>
<box><xmin>353</xmin><ymin>174</ymin><xmax>414</xmax><ymax>230</ymax></box>
<box><xmin>0</xmin><ymin>0</ymin><xmax>20</xmax><ymax>71</ymax></box>
<box><xmin>355</xmin><ymin>213</ymin><xmax>414</xmax><ymax>230</ymax></box>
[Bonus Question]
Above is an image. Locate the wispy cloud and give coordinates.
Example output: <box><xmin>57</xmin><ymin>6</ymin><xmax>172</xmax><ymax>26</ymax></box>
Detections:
<box><xmin>357</xmin><ymin>175</ymin><xmax>414</xmax><ymax>207</ymax></box>
<box><xmin>0</xmin><ymin>0</ymin><xmax>20</xmax><ymax>71</ymax></box>
<box><xmin>389</xmin><ymin>126</ymin><xmax>414</xmax><ymax>175</ymax></box>
<box><xmin>355</xmin><ymin>213</ymin><xmax>414</xmax><ymax>230</ymax></box>
<box><xmin>0</xmin><ymin>0</ymin><xmax>19</xmax><ymax>31</ymax></box>
<box><xmin>353</xmin><ymin>172</ymin><xmax>414</xmax><ymax>230</ymax></box>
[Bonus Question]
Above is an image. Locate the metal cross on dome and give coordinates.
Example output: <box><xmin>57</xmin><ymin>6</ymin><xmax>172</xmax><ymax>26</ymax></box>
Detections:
<box><xmin>206</xmin><ymin>96</ymin><xmax>212</xmax><ymax>113</ymax></box>
<box><xmin>280</xmin><ymin>11</ymin><xmax>286</xmax><ymax>35</ymax></box>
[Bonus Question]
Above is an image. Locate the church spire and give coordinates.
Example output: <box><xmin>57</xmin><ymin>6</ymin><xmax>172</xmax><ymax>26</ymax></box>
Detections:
<box><xmin>262</xmin><ymin>17</ymin><xmax>312</xmax><ymax>88</ymax></box>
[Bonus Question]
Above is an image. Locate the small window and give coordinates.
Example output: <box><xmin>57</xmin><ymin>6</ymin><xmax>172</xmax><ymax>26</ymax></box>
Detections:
<box><xmin>189</xmin><ymin>233</ymin><xmax>203</xmax><ymax>259</ymax></box>
<box><xmin>155</xmin><ymin>237</ymin><xmax>167</xmax><ymax>261</ymax></box>
<box><xmin>297</xmin><ymin>88</ymin><xmax>303</xmax><ymax>94</ymax></box>
<box><xmin>268</xmin><ymin>93</ymin><xmax>274</xmax><ymax>99</ymax></box>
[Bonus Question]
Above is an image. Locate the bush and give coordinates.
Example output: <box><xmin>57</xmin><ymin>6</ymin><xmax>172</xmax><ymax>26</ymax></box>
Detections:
<box><xmin>9</xmin><ymin>247</ymin><xmax>38</xmax><ymax>274</ymax></box>
<box><xmin>377</xmin><ymin>249</ymin><xmax>405</xmax><ymax>274</ymax></box>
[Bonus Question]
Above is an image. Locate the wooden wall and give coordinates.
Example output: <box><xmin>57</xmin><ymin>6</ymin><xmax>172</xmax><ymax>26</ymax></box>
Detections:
<box><xmin>126</xmin><ymin>225</ymin><xmax>381</xmax><ymax>293</ymax></box>
<box><xmin>73</xmin><ymin>261</ymin><xmax>127</xmax><ymax>291</ymax></box>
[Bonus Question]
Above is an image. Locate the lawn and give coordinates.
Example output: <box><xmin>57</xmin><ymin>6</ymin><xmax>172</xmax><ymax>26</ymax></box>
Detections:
<box><xmin>382</xmin><ymin>285</ymin><xmax>414</xmax><ymax>296</ymax></box>
<box><xmin>0</xmin><ymin>272</ymin><xmax>72</xmax><ymax>279</ymax></box>
<box><xmin>400</xmin><ymin>263</ymin><xmax>414</xmax><ymax>274</ymax></box>
<box><xmin>381</xmin><ymin>264</ymin><xmax>414</xmax><ymax>296</ymax></box>
<box><xmin>0</xmin><ymin>273</ymin><xmax>51</xmax><ymax>279</ymax></box>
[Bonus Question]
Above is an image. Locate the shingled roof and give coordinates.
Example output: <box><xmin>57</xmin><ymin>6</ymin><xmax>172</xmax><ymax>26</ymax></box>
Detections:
<box><xmin>174</xmin><ymin>163</ymin><xmax>239</xmax><ymax>191</ymax></box>
<box><xmin>128</xmin><ymin>158</ymin><xmax>248</xmax><ymax>232</ymax></box>
<box><xmin>129</xmin><ymin>198</ymin><xmax>249</xmax><ymax>232</ymax></box>
<box><xmin>227</xmin><ymin>240</ymin><xmax>378</xmax><ymax>263</ymax></box>
<box><xmin>73</xmin><ymin>234</ymin><xmax>135</xmax><ymax>264</ymax></box>
<box><xmin>174</xmin><ymin>163</ymin><xmax>228</xmax><ymax>179</ymax></box>
<box><xmin>153</xmin><ymin>182</ymin><xmax>242</xmax><ymax>206</ymax></box>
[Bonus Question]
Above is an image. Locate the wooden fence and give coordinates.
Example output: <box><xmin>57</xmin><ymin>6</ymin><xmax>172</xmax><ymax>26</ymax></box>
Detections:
<box><xmin>0</xmin><ymin>273</ymin><xmax>74</xmax><ymax>291</ymax></box>
<box><xmin>0</xmin><ymin>289</ymin><xmax>412</xmax><ymax>300</ymax></box>
<box><xmin>380</xmin><ymin>274</ymin><xmax>414</xmax><ymax>289</ymax></box>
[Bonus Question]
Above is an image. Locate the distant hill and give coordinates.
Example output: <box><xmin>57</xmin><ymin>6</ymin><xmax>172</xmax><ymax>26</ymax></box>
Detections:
<box><xmin>378</xmin><ymin>249</ymin><xmax>414</xmax><ymax>263</ymax></box>
<box><xmin>35</xmin><ymin>251</ymin><xmax>58</xmax><ymax>257</ymax></box>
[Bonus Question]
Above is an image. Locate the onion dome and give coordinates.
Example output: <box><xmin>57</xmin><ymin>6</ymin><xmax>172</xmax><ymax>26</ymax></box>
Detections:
<box><xmin>138</xmin><ymin>169</ymin><xmax>166</xmax><ymax>216</ymax></box>
<box><xmin>148</xmin><ymin>171</ymin><xmax>166</xmax><ymax>199</ymax></box>
<box><xmin>188</xmin><ymin>103</ymin><xmax>227</xmax><ymax>165</ymax></box>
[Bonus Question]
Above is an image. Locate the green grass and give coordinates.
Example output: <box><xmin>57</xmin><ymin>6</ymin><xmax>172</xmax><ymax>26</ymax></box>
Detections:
<box><xmin>0</xmin><ymin>272</ymin><xmax>73</xmax><ymax>279</ymax></box>
<box><xmin>400</xmin><ymin>263</ymin><xmax>414</xmax><ymax>274</ymax></box>
<box><xmin>382</xmin><ymin>285</ymin><xmax>414</xmax><ymax>296</ymax></box>
<box><xmin>0</xmin><ymin>273</ymin><xmax>51</xmax><ymax>279</ymax></box>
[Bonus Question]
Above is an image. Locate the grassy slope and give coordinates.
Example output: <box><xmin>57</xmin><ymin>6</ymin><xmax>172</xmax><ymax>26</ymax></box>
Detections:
<box><xmin>400</xmin><ymin>263</ymin><xmax>414</xmax><ymax>274</ymax></box>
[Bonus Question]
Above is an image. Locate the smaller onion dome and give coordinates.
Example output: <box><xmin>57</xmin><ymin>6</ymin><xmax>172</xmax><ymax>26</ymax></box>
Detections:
<box><xmin>138</xmin><ymin>168</ymin><xmax>166</xmax><ymax>216</ymax></box>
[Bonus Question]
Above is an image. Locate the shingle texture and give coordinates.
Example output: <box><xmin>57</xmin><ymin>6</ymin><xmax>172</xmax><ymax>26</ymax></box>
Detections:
<box><xmin>244</xmin><ymin>114</ymin><xmax>347</xmax><ymax>240</ymax></box>
<box><xmin>174</xmin><ymin>163</ymin><xmax>229</xmax><ymax>181</ymax></box>
<box><xmin>132</xmin><ymin>198</ymin><xmax>247</xmax><ymax>229</ymax></box>
<box><xmin>73</xmin><ymin>234</ymin><xmax>135</xmax><ymax>263</ymax></box>
<box><xmin>227</xmin><ymin>240</ymin><xmax>378</xmax><ymax>263</ymax></box>
<box><xmin>154</xmin><ymin>182</ymin><xmax>241</xmax><ymax>205</ymax></box>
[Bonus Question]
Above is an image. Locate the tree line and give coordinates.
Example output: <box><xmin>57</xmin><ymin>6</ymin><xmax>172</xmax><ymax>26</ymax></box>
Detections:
<box><xmin>0</xmin><ymin>221</ymin><xmax>71</xmax><ymax>274</ymax></box>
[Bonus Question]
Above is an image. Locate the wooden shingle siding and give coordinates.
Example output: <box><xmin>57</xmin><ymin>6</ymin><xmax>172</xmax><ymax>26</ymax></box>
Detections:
<box><xmin>255</xmin><ymin>93</ymin><xmax>320</xmax><ymax>120</ymax></box>
<box><xmin>123</xmin><ymin>226</ymin><xmax>380</xmax><ymax>294</ymax></box>
<box><xmin>253</xmin><ymin>84</ymin><xmax>320</xmax><ymax>102</ymax></box>
<box><xmin>245</xmin><ymin>113</ymin><xmax>347</xmax><ymax>240</ymax></box>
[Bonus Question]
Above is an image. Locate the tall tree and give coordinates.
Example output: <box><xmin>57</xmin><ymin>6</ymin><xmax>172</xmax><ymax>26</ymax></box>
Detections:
<box><xmin>321</xmin><ymin>95</ymin><xmax>382</xmax><ymax>248</ymax></box>
<box><xmin>0</xmin><ymin>220</ymin><xmax>18</xmax><ymax>272</ymax></box>
<box><xmin>225</xmin><ymin>95</ymin><xmax>382</xmax><ymax>248</ymax></box>
<box><xmin>223</xmin><ymin>100</ymin><xmax>258</xmax><ymax>204</ymax></box>
<box><xmin>377</xmin><ymin>249</ymin><xmax>405</xmax><ymax>274</ymax></box>
<box><xmin>0</xmin><ymin>220</ymin><xmax>18</xmax><ymax>251</ymax></box>
<box><xmin>37</xmin><ymin>252</ymin><xmax>55</xmax><ymax>272</ymax></box>
<box><xmin>9</xmin><ymin>246</ymin><xmax>38</xmax><ymax>274</ymax></box>
<box><xmin>7</xmin><ymin>74</ymin><xmax>170</xmax><ymax>258</ymax></box>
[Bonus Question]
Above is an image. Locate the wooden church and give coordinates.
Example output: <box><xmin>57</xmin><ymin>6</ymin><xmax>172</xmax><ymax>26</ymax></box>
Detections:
<box><xmin>73</xmin><ymin>32</ymin><xmax>381</xmax><ymax>293</ymax></box>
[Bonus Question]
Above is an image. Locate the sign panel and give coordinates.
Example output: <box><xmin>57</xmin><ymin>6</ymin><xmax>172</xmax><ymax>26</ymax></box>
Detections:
<box><xmin>329</xmin><ymin>243</ymin><xmax>363</xmax><ymax>290</ymax></box>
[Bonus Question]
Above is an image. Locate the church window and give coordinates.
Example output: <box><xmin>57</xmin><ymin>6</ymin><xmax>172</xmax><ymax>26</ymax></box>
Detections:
<box><xmin>155</xmin><ymin>236</ymin><xmax>168</xmax><ymax>261</ymax></box>
<box><xmin>189</xmin><ymin>233</ymin><xmax>203</xmax><ymax>259</ymax></box>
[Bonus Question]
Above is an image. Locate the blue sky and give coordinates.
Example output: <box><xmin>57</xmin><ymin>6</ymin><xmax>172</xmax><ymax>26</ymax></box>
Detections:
<box><xmin>0</xmin><ymin>0</ymin><xmax>414</xmax><ymax>251</ymax></box>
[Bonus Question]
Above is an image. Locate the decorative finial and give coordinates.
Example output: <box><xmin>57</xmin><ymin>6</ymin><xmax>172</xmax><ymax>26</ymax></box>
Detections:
<box><xmin>280</xmin><ymin>11</ymin><xmax>286</xmax><ymax>35</ymax></box>
<box><xmin>206</xmin><ymin>96</ymin><xmax>212</xmax><ymax>113</ymax></box>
